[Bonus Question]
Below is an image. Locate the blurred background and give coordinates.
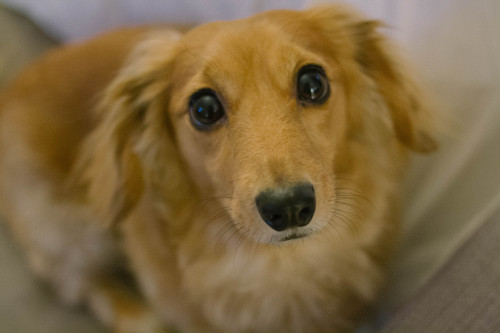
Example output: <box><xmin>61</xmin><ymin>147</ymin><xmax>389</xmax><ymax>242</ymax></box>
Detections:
<box><xmin>0</xmin><ymin>0</ymin><xmax>499</xmax><ymax>332</ymax></box>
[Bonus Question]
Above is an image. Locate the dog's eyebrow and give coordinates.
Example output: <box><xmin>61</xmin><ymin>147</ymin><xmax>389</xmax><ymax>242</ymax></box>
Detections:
<box><xmin>171</xmin><ymin>76</ymin><xmax>228</xmax><ymax>120</ymax></box>
<box><xmin>195</xmin><ymin>60</ymin><xmax>235</xmax><ymax>103</ymax></box>
<box><xmin>201</xmin><ymin>55</ymin><xmax>239</xmax><ymax>84</ymax></box>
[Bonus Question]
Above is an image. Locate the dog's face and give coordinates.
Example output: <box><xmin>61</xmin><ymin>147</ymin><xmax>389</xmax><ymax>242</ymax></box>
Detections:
<box><xmin>87</xmin><ymin>5</ymin><xmax>435</xmax><ymax>245</ymax></box>
<box><xmin>167</xmin><ymin>15</ymin><xmax>349</xmax><ymax>243</ymax></box>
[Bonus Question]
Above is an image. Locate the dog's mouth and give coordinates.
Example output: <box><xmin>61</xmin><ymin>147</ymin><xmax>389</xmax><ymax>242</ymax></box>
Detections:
<box><xmin>278</xmin><ymin>230</ymin><xmax>311</xmax><ymax>242</ymax></box>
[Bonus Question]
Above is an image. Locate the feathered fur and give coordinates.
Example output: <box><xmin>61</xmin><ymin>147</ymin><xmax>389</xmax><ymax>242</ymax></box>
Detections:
<box><xmin>0</xmin><ymin>5</ymin><xmax>436</xmax><ymax>332</ymax></box>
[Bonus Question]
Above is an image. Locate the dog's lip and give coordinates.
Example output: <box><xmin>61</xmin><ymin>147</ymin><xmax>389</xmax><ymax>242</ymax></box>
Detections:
<box><xmin>280</xmin><ymin>231</ymin><xmax>310</xmax><ymax>242</ymax></box>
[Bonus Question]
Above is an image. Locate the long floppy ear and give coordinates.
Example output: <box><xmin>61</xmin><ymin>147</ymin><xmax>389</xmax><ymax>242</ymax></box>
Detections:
<box><xmin>310</xmin><ymin>5</ymin><xmax>437</xmax><ymax>152</ymax></box>
<box><xmin>76</xmin><ymin>30</ymin><xmax>181</xmax><ymax>227</ymax></box>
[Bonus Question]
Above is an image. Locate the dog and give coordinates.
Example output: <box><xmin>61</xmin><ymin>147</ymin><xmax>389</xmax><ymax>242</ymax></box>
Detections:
<box><xmin>0</xmin><ymin>4</ymin><xmax>437</xmax><ymax>332</ymax></box>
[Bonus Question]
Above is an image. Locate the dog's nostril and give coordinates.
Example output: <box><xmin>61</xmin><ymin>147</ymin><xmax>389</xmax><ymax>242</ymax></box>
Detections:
<box><xmin>298</xmin><ymin>207</ymin><xmax>314</xmax><ymax>226</ymax></box>
<box><xmin>266</xmin><ymin>213</ymin><xmax>287</xmax><ymax>231</ymax></box>
<box><xmin>269</xmin><ymin>214</ymin><xmax>284</xmax><ymax>224</ymax></box>
<box><xmin>255</xmin><ymin>183</ymin><xmax>316</xmax><ymax>232</ymax></box>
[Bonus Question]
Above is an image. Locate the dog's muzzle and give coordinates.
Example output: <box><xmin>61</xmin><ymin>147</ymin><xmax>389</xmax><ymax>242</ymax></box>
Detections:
<box><xmin>255</xmin><ymin>183</ymin><xmax>316</xmax><ymax>232</ymax></box>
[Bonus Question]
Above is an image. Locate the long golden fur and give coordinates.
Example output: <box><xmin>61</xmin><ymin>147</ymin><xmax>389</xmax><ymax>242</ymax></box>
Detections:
<box><xmin>0</xmin><ymin>4</ymin><xmax>436</xmax><ymax>332</ymax></box>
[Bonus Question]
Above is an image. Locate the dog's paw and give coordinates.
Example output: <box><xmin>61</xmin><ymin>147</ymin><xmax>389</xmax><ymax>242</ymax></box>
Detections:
<box><xmin>86</xmin><ymin>277</ymin><xmax>168</xmax><ymax>333</ymax></box>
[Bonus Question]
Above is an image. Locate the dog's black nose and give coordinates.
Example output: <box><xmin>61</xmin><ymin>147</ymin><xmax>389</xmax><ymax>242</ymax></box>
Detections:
<box><xmin>255</xmin><ymin>183</ymin><xmax>316</xmax><ymax>231</ymax></box>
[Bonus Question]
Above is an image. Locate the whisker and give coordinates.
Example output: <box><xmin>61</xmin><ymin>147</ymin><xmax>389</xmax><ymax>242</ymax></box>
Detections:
<box><xmin>233</xmin><ymin>224</ymin><xmax>249</xmax><ymax>263</ymax></box>
<box><xmin>332</xmin><ymin>209</ymin><xmax>360</xmax><ymax>236</ymax></box>
<box><xmin>328</xmin><ymin>211</ymin><xmax>352</xmax><ymax>232</ymax></box>
<box><xmin>216</xmin><ymin>221</ymin><xmax>237</xmax><ymax>243</ymax></box>
<box><xmin>324</xmin><ymin>217</ymin><xmax>344</xmax><ymax>242</ymax></box>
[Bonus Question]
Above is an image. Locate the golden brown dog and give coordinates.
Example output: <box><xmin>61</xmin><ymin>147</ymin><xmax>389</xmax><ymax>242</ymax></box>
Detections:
<box><xmin>0</xmin><ymin>4</ymin><xmax>436</xmax><ymax>332</ymax></box>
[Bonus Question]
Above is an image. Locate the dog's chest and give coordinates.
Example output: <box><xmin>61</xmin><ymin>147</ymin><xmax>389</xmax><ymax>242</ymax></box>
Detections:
<box><xmin>176</xmin><ymin>234</ymin><xmax>380</xmax><ymax>332</ymax></box>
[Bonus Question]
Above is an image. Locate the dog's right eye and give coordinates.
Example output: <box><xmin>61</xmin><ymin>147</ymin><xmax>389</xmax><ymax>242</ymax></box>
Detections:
<box><xmin>189</xmin><ymin>89</ymin><xmax>225</xmax><ymax>130</ymax></box>
<box><xmin>296</xmin><ymin>64</ymin><xmax>330</xmax><ymax>105</ymax></box>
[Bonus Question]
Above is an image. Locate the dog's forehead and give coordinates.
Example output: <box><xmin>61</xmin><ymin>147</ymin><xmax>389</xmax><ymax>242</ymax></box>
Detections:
<box><xmin>183</xmin><ymin>9</ymin><xmax>311</xmax><ymax>43</ymax></box>
<box><xmin>174</xmin><ymin>12</ymin><xmax>332</xmax><ymax>99</ymax></box>
<box><xmin>183</xmin><ymin>24</ymin><xmax>273</xmax><ymax>60</ymax></box>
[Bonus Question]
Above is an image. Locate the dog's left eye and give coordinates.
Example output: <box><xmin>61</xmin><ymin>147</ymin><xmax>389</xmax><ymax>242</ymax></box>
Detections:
<box><xmin>296</xmin><ymin>65</ymin><xmax>330</xmax><ymax>104</ymax></box>
<box><xmin>189</xmin><ymin>89</ymin><xmax>225</xmax><ymax>130</ymax></box>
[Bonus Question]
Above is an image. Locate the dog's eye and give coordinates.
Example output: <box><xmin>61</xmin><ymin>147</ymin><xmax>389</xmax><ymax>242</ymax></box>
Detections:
<box><xmin>296</xmin><ymin>65</ymin><xmax>330</xmax><ymax>104</ymax></box>
<box><xmin>189</xmin><ymin>89</ymin><xmax>225</xmax><ymax>130</ymax></box>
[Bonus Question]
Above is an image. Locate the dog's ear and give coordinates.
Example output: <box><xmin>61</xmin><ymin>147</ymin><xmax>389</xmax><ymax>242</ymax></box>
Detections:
<box><xmin>309</xmin><ymin>5</ymin><xmax>437</xmax><ymax>153</ymax></box>
<box><xmin>76</xmin><ymin>30</ymin><xmax>181</xmax><ymax>227</ymax></box>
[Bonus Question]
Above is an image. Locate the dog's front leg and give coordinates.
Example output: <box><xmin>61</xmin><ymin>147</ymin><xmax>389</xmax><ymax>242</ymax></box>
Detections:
<box><xmin>85</xmin><ymin>275</ymin><xmax>167</xmax><ymax>333</ymax></box>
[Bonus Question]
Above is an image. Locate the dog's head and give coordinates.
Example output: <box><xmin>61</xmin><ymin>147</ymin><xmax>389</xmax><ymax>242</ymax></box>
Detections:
<box><xmin>82</xmin><ymin>5</ymin><xmax>436</xmax><ymax>245</ymax></box>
